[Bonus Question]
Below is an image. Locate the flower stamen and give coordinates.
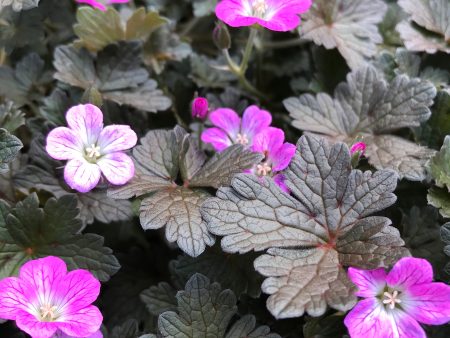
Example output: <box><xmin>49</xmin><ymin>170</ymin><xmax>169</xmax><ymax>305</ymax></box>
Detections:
<box><xmin>85</xmin><ymin>144</ymin><xmax>101</xmax><ymax>159</ymax></box>
<box><xmin>256</xmin><ymin>162</ymin><xmax>272</xmax><ymax>176</ymax></box>
<box><xmin>39</xmin><ymin>303</ymin><xmax>58</xmax><ymax>321</ymax></box>
<box><xmin>252</xmin><ymin>0</ymin><xmax>267</xmax><ymax>17</ymax></box>
<box><xmin>383</xmin><ymin>290</ymin><xmax>402</xmax><ymax>309</ymax></box>
<box><xmin>236</xmin><ymin>133</ymin><xmax>249</xmax><ymax>145</ymax></box>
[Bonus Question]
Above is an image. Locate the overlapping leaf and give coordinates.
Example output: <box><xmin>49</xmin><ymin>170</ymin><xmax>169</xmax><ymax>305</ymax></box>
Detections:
<box><xmin>0</xmin><ymin>129</ymin><xmax>22</xmax><ymax>172</ymax></box>
<box><xmin>397</xmin><ymin>0</ymin><xmax>450</xmax><ymax>54</ymax></box>
<box><xmin>0</xmin><ymin>0</ymin><xmax>39</xmax><ymax>11</ymax></box>
<box><xmin>74</xmin><ymin>7</ymin><xmax>167</xmax><ymax>52</ymax></box>
<box><xmin>154</xmin><ymin>273</ymin><xmax>280</xmax><ymax>338</ymax></box>
<box><xmin>0</xmin><ymin>102</ymin><xmax>25</xmax><ymax>133</ymax></box>
<box><xmin>201</xmin><ymin>135</ymin><xmax>409</xmax><ymax>318</ymax></box>
<box><xmin>300</xmin><ymin>0</ymin><xmax>387</xmax><ymax>69</ymax></box>
<box><xmin>170</xmin><ymin>245</ymin><xmax>263</xmax><ymax>298</ymax></box>
<box><xmin>284</xmin><ymin>66</ymin><xmax>437</xmax><ymax>180</ymax></box>
<box><xmin>53</xmin><ymin>41</ymin><xmax>172</xmax><ymax>113</ymax></box>
<box><xmin>108</xmin><ymin>127</ymin><xmax>263</xmax><ymax>257</ymax></box>
<box><xmin>440</xmin><ymin>223</ymin><xmax>450</xmax><ymax>275</ymax></box>
<box><xmin>0</xmin><ymin>193</ymin><xmax>120</xmax><ymax>281</ymax></box>
<box><xmin>0</xmin><ymin>53</ymin><xmax>49</xmax><ymax>106</ymax></box>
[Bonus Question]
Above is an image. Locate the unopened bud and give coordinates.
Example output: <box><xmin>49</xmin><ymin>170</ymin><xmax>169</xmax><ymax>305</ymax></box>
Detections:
<box><xmin>213</xmin><ymin>22</ymin><xmax>231</xmax><ymax>50</ymax></box>
<box><xmin>191</xmin><ymin>97</ymin><xmax>209</xmax><ymax>120</ymax></box>
<box><xmin>350</xmin><ymin>142</ymin><xmax>366</xmax><ymax>168</ymax></box>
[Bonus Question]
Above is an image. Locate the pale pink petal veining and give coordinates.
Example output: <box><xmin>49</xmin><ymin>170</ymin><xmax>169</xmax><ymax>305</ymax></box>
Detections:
<box><xmin>97</xmin><ymin>152</ymin><xmax>135</xmax><ymax>185</ymax></box>
<box><xmin>97</xmin><ymin>125</ymin><xmax>138</xmax><ymax>154</ymax></box>
<box><xmin>386</xmin><ymin>257</ymin><xmax>433</xmax><ymax>290</ymax></box>
<box><xmin>65</xmin><ymin>104</ymin><xmax>103</xmax><ymax>146</ymax></box>
<box><xmin>64</xmin><ymin>158</ymin><xmax>102</xmax><ymax>193</ymax></box>
<box><xmin>57</xmin><ymin>306</ymin><xmax>103</xmax><ymax>338</ymax></box>
<box><xmin>348</xmin><ymin>267</ymin><xmax>387</xmax><ymax>298</ymax></box>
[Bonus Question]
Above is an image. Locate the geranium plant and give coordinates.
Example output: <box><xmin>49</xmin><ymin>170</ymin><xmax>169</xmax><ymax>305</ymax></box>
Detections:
<box><xmin>1</xmin><ymin>0</ymin><xmax>450</xmax><ymax>337</ymax></box>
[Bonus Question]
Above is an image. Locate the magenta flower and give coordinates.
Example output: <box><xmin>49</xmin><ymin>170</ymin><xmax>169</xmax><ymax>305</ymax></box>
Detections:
<box><xmin>215</xmin><ymin>0</ymin><xmax>312</xmax><ymax>32</ymax></box>
<box><xmin>75</xmin><ymin>0</ymin><xmax>129</xmax><ymax>11</ymax></box>
<box><xmin>201</xmin><ymin>105</ymin><xmax>272</xmax><ymax>151</ymax></box>
<box><xmin>46</xmin><ymin>104</ymin><xmax>137</xmax><ymax>193</ymax></box>
<box><xmin>345</xmin><ymin>257</ymin><xmax>450</xmax><ymax>338</ymax></box>
<box><xmin>250</xmin><ymin>127</ymin><xmax>295</xmax><ymax>192</ymax></box>
<box><xmin>0</xmin><ymin>256</ymin><xmax>102</xmax><ymax>338</ymax></box>
<box><xmin>191</xmin><ymin>97</ymin><xmax>209</xmax><ymax>120</ymax></box>
<box><xmin>350</xmin><ymin>142</ymin><xmax>367</xmax><ymax>156</ymax></box>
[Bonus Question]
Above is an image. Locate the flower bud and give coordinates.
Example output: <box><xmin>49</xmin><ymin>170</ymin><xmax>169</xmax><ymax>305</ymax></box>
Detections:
<box><xmin>350</xmin><ymin>142</ymin><xmax>366</xmax><ymax>156</ymax></box>
<box><xmin>213</xmin><ymin>22</ymin><xmax>231</xmax><ymax>50</ymax></box>
<box><xmin>191</xmin><ymin>97</ymin><xmax>209</xmax><ymax>120</ymax></box>
<box><xmin>350</xmin><ymin>141</ymin><xmax>366</xmax><ymax>168</ymax></box>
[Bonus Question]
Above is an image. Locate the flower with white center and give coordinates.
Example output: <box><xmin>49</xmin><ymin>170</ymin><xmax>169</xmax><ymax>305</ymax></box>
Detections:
<box><xmin>216</xmin><ymin>0</ymin><xmax>312</xmax><ymax>32</ymax></box>
<box><xmin>345</xmin><ymin>257</ymin><xmax>450</xmax><ymax>338</ymax></box>
<box><xmin>0</xmin><ymin>256</ymin><xmax>102</xmax><ymax>338</ymax></box>
<box><xmin>45</xmin><ymin>104</ymin><xmax>138</xmax><ymax>193</ymax></box>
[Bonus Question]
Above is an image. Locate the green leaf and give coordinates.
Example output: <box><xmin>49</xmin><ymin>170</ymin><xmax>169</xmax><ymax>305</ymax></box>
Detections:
<box><xmin>300</xmin><ymin>0</ymin><xmax>387</xmax><ymax>69</ymax></box>
<box><xmin>429</xmin><ymin>135</ymin><xmax>450</xmax><ymax>189</ymax></box>
<box><xmin>157</xmin><ymin>274</ymin><xmax>237</xmax><ymax>338</ymax></box>
<box><xmin>171</xmin><ymin>245</ymin><xmax>263</xmax><ymax>298</ymax></box>
<box><xmin>225</xmin><ymin>315</ymin><xmax>281</xmax><ymax>338</ymax></box>
<box><xmin>202</xmin><ymin>135</ymin><xmax>409</xmax><ymax>319</ymax></box>
<box><xmin>108</xmin><ymin>127</ymin><xmax>261</xmax><ymax>257</ymax></box>
<box><xmin>0</xmin><ymin>128</ymin><xmax>22</xmax><ymax>172</ymax></box>
<box><xmin>0</xmin><ymin>0</ymin><xmax>39</xmax><ymax>11</ymax></box>
<box><xmin>0</xmin><ymin>53</ymin><xmax>48</xmax><ymax>106</ymax></box>
<box><xmin>397</xmin><ymin>0</ymin><xmax>450</xmax><ymax>54</ymax></box>
<box><xmin>0</xmin><ymin>193</ymin><xmax>120</xmax><ymax>281</ymax></box>
<box><xmin>141</xmin><ymin>282</ymin><xmax>178</xmax><ymax>316</ymax></box>
<box><xmin>73</xmin><ymin>7</ymin><xmax>168</xmax><ymax>52</ymax></box>
<box><xmin>109</xmin><ymin>319</ymin><xmax>141</xmax><ymax>338</ymax></box>
<box><xmin>441</xmin><ymin>222</ymin><xmax>450</xmax><ymax>275</ymax></box>
<box><xmin>0</xmin><ymin>102</ymin><xmax>25</xmax><ymax>132</ymax></box>
<box><xmin>53</xmin><ymin>42</ymin><xmax>172</xmax><ymax>113</ymax></box>
<box><xmin>189</xmin><ymin>54</ymin><xmax>237</xmax><ymax>89</ymax></box>
<box><xmin>284</xmin><ymin>66</ymin><xmax>437</xmax><ymax>180</ymax></box>
<box><xmin>428</xmin><ymin>186</ymin><xmax>450</xmax><ymax>218</ymax></box>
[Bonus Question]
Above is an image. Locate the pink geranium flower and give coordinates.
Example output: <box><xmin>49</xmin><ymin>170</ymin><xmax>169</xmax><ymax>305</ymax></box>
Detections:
<box><xmin>0</xmin><ymin>256</ymin><xmax>102</xmax><ymax>338</ymax></box>
<box><xmin>46</xmin><ymin>104</ymin><xmax>137</xmax><ymax>193</ymax></box>
<box><xmin>201</xmin><ymin>105</ymin><xmax>272</xmax><ymax>151</ymax></box>
<box><xmin>345</xmin><ymin>257</ymin><xmax>450</xmax><ymax>338</ymax></box>
<box><xmin>75</xmin><ymin>0</ymin><xmax>129</xmax><ymax>11</ymax></box>
<box><xmin>251</xmin><ymin>127</ymin><xmax>296</xmax><ymax>192</ymax></box>
<box><xmin>215</xmin><ymin>0</ymin><xmax>312</xmax><ymax>32</ymax></box>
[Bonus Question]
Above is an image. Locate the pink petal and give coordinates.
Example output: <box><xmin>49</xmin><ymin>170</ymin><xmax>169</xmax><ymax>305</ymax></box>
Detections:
<box><xmin>252</xmin><ymin>127</ymin><xmax>284</xmax><ymax>154</ymax></box>
<box><xmin>97</xmin><ymin>125</ymin><xmax>137</xmax><ymax>154</ymax></box>
<box><xmin>347</xmin><ymin>267</ymin><xmax>387</xmax><ymax>298</ymax></box>
<box><xmin>401</xmin><ymin>282</ymin><xmax>450</xmax><ymax>325</ymax></box>
<box><xmin>16</xmin><ymin>311</ymin><xmax>59</xmax><ymax>338</ymax></box>
<box><xmin>75</xmin><ymin>0</ymin><xmax>107</xmax><ymax>11</ymax></box>
<box><xmin>386</xmin><ymin>257</ymin><xmax>433</xmax><ymax>291</ymax></box>
<box><xmin>97</xmin><ymin>152</ymin><xmax>135</xmax><ymax>186</ymax></box>
<box><xmin>0</xmin><ymin>277</ymin><xmax>29</xmax><ymax>320</ymax></box>
<box><xmin>66</xmin><ymin>104</ymin><xmax>103</xmax><ymax>146</ymax></box>
<box><xmin>271</xmin><ymin>142</ymin><xmax>296</xmax><ymax>172</ymax></box>
<box><xmin>58</xmin><ymin>305</ymin><xmax>103</xmax><ymax>338</ymax></box>
<box><xmin>18</xmin><ymin>256</ymin><xmax>67</xmax><ymax>307</ymax></box>
<box><xmin>108</xmin><ymin>0</ymin><xmax>129</xmax><ymax>3</ymax></box>
<box><xmin>344</xmin><ymin>298</ymin><xmax>426</xmax><ymax>338</ymax></box>
<box><xmin>46</xmin><ymin>127</ymin><xmax>83</xmax><ymax>161</ymax></box>
<box><xmin>273</xmin><ymin>174</ymin><xmax>289</xmax><ymax>193</ymax></box>
<box><xmin>266</xmin><ymin>0</ymin><xmax>312</xmax><ymax>13</ymax></box>
<box><xmin>216</xmin><ymin>0</ymin><xmax>259</xmax><ymax>27</ymax></box>
<box><xmin>55</xmin><ymin>329</ymin><xmax>103</xmax><ymax>338</ymax></box>
<box><xmin>241</xmin><ymin>105</ymin><xmax>272</xmax><ymax>140</ymax></box>
<box><xmin>209</xmin><ymin>108</ymin><xmax>241</xmax><ymax>138</ymax></box>
<box><xmin>56</xmin><ymin>270</ymin><xmax>101</xmax><ymax>314</ymax></box>
<box><xmin>201</xmin><ymin>127</ymin><xmax>233</xmax><ymax>151</ymax></box>
<box><xmin>254</xmin><ymin>15</ymin><xmax>301</xmax><ymax>32</ymax></box>
<box><xmin>64</xmin><ymin>158</ymin><xmax>101</xmax><ymax>193</ymax></box>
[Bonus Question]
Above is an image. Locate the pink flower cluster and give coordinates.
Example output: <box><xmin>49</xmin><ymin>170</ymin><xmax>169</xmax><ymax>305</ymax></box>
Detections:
<box><xmin>75</xmin><ymin>0</ymin><xmax>129</xmax><ymax>11</ymax></box>
<box><xmin>0</xmin><ymin>257</ymin><xmax>102</xmax><ymax>338</ymax></box>
<box><xmin>216</xmin><ymin>0</ymin><xmax>312</xmax><ymax>32</ymax></box>
<box><xmin>201</xmin><ymin>105</ymin><xmax>295</xmax><ymax>192</ymax></box>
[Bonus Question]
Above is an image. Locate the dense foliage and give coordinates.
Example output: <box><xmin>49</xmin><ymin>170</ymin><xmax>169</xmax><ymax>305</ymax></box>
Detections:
<box><xmin>1</xmin><ymin>0</ymin><xmax>450</xmax><ymax>337</ymax></box>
